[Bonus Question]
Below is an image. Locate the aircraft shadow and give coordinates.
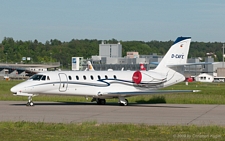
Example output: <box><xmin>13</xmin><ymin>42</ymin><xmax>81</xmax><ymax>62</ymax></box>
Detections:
<box><xmin>135</xmin><ymin>95</ymin><xmax>167</xmax><ymax>104</ymax></box>
<box><xmin>11</xmin><ymin>101</ymin><xmax>100</xmax><ymax>106</ymax></box>
<box><xmin>128</xmin><ymin>104</ymin><xmax>190</xmax><ymax>108</ymax></box>
<box><xmin>132</xmin><ymin>96</ymin><xmax>190</xmax><ymax>108</ymax></box>
<box><xmin>11</xmin><ymin>101</ymin><xmax>190</xmax><ymax>109</ymax></box>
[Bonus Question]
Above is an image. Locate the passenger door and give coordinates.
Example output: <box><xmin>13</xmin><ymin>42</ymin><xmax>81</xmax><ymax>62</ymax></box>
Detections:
<box><xmin>58</xmin><ymin>73</ymin><xmax>68</xmax><ymax>92</ymax></box>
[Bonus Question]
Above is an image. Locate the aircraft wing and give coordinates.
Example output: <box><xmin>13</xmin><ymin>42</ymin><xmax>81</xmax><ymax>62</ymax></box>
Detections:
<box><xmin>103</xmin><ymin>90</ymin><xmax>200</xmax><ymax>97</ymax></box>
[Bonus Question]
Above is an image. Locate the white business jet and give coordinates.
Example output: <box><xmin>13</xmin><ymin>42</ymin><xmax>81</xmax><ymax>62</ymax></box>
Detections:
<box><xmin>11</xmin><ymin>37</ymin><xmax>199</xmax><ymax>106</ymax></box>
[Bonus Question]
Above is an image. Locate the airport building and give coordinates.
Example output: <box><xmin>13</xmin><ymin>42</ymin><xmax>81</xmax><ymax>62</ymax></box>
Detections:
<box><xmin>0</xmin><ymin>62</ymin><xmax>60</xmax><ymax>79</ymax></box>
<box><xmin>86</xmin><ymin>41</ymin><xmax>163</xmax><ymax>71</ymax></box>
<box><xmin>99</xmin><ymin>41</ymin><xmax>122</xmax><ymax>58</ymax></box>
<box><xmin>83</xmin><ymin>41</ymin><xmax>225</xmax><ymax>82</ymax></box>
<box><xmin>71</xmin><ymin>57</ymin><xmax>84</xmax><ymax>71</ymax></box>
<box><xmin>1</xmin><ymin>41</ymin><xmax>225</xmax><ymax>82</ymax></box>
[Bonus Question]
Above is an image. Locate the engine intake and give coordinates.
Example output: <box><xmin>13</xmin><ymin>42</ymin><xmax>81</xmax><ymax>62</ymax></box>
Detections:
<box><xmin>132</xmin><ymin>71</ymin><xmax>142</xmax><ymax>84</ymax></box>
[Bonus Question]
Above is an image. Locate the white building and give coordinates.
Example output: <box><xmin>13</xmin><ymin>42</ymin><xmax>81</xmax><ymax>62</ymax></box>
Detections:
<box><xmin>127</xmin><ymin>52</ymin><xmax>139</xmax><ymax>58</ymax></box>
<box><xmin>195</xmin><ymin>73</ymin><xmax>214</xmax><ymax>82</ymax></box>
<box><xmin>71</xmin><ymin>57</ymin><xmax>84</xmax><ymax>70</ymax></box>
<box><xmin>99</xmin><ymin>42</ymin><xmax>122</xmax><ymax>58</ymax></box>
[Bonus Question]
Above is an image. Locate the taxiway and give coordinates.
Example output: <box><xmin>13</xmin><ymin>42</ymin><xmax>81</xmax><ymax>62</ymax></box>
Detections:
<box><xmin>0</xmin><ymin>101</ymin><xmax>224</xmax><ymax>125</ymax></box>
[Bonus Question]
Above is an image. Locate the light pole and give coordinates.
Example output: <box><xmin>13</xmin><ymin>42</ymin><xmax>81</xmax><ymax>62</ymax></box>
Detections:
<box><xmin>50</xmin><ymin>53</ymin><xmax>52</xmax><ymax>64</ymax></box>
<box><xmin>5</xmin><ymin>53</ymin><xmax>7</xmax><ymax>64</ymax></box>
<box><xmin>223</xmin><ymin>44</ymin><xmax>224</xmax><ymax>68</ymax></box>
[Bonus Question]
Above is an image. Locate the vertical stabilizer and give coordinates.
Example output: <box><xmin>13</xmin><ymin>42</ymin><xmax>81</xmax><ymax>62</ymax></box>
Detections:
<box><xmin>139</xmin><ymin>63</ymin><xmax>146</xmax><ymax>71</ymax></box>
<box><xmin>87</xmin><ymin>61</ymin><xmax>95</xmax><ymax>71</ymax></box>
<box><xmin>155</xmin><ymin>37</ymin><xmax>191</xmax><ymax>70</ymax></box>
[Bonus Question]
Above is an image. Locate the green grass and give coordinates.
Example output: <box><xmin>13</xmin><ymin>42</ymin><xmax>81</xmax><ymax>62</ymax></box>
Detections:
<box><xmin>1</xmin><ymin>80</ymin><xmax>225</xmax><ymax>104</ymax></box>
<box><xmin>130</xmin><ymin>82</ymin><xmax>225</xmax><ymax>104</ymax></box>
<box><xmin>1</xmin><ymin>81</ymin><xmax>225</xmax><ymax>140</ymax></box>
<box><xmin>0</xmin><ymin>121</ymin><xmax>224</xmax><ymax>141</ymax></box>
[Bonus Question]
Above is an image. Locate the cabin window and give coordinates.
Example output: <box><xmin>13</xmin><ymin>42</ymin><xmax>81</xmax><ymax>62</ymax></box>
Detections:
<box><xmin>47</xmin><ymin>76</ymin><xmax>50</xmax><ymax>80</ymax></box>
<box><xmin>90</xmin><ymin>75</ymin><xmax>94</xmax><ymax>80</ymax></box>
<box><xmin>76</xmin><ymin>75</ymin><xmax>79</xmax><ymax>80</ymax></box>
<box><xmin>98</xmin><ymin>75</ymin><xmax>101</xmax><ymax>80</ymax></box>
<box><xmin>41</xmin><ymin>75</ymin><xmax>46</xmax><ymax>81</ymax></box>
<box><xmin>29</xmin><ymin>74</ymin><xmax>43</xmax><ymax>81</ymax></box>
<box><xmin>83</xmin><ymin>75</ymin><xmax>86</xmax><ymax>80</ymax></box>
<box><xmin>68</xmin><ymin>76</ymin><xmax>72</xmax><ymax>80</ymax></box>
<box><xmin>105</xmin><ymin>75</ymin><xmax>108</xmax><ymax>79</ymax></box>
<box><xmin>113</xmin><ymin>75</ymin><xmax>117</xmax><ymax>79</ymax></box>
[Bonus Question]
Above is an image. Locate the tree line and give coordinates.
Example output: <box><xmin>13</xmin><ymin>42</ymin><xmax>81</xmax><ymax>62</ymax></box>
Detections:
<box><xmin>0</xmin><ymin>37</ymin><xmax>224</xmax><ymax>69</ymax></box>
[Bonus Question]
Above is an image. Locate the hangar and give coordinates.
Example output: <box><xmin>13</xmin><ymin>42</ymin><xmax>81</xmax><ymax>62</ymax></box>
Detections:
<box><xmin>0</xmin><ymin>62</ymin><xmax>60</xmax><ymax>79</ymax></box>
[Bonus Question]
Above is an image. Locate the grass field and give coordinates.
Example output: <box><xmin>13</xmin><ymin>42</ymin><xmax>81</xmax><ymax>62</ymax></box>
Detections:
<box><xmin>1</xmin><ymin>80</ymin><xmax>225</xmax><ymax>140</ymax></box>
<box><xmin>1</xmin><ymin>79</ymin><xmax>225</xmax><ymax>104</ymax></box>
<box><xmin>0</xmin><ymin>121</ymin><xmax>224</xmax><ymax>141</ymax></box>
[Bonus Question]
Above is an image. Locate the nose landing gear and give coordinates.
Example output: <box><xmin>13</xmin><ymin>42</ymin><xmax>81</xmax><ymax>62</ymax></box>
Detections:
<box><xmin>26</xmin><ymin>96</ymin><xmax>34</xmax><ymax>106</ymax></box>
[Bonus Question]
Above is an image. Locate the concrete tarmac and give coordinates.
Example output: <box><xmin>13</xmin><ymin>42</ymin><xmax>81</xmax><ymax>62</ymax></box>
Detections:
<box><xmin>0</xmin><ymin>101</ymin><xmax>225</xmax><ymax>125</ymax></box>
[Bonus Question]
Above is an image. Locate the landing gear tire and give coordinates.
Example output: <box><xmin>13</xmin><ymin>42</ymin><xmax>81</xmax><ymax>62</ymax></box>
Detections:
<box><xmin>119</xmin><ymin>99</ymin><xmax>128</xmax><ymax>106</ymax></box>
<box><xmin>97</xmin><ymin>99</ymin><xmax>106</xmax><ymax>105</ymax></box>
<box><xmin>26</xmin><ymin>96</ymin><xmax>34</xmax><ymax>106</ymax></box>
<box><xmin>26</xmin><ymin>101</ymin><xmax>34</xmax><ymax>106</ymax></box>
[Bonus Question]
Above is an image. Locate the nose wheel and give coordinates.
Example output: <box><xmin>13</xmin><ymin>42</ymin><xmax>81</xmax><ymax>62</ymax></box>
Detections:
<box><xmin>26</xmin><ymin>96</ymin><xmax>34</xmax><ymax>106</ymax></box>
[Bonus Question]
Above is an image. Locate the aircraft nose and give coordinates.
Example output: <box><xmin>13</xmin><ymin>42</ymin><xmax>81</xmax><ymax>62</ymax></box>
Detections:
<box><xmin>10</xmin><ymin>86</ymin><xmax>19</xmax><ymax>94</ymax></box>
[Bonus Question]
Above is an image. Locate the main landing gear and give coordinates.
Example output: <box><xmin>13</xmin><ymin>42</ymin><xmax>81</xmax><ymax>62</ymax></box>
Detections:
<box><xmin>92</xmin><ymin>97</ymin><xmax>129</xmax><ymax>106</ymax></box>
<box><xmin>96</xmin><ymin>98</ymin><xmax>106</xmax><ymax>105</ymax></box>
<box><xmin>26</xmin><ymin>96</ymin><xmax>34</xmax><ymax>106</ymax></box>
<box><xmin>118</xmin><ymin>97</ymin><xmax>128</xmax><ymax>106</ymax></box>
<box><xmin>91</xmin><ymin>98</ymin><xmax>106</xmax><ymax>105</ymax></box>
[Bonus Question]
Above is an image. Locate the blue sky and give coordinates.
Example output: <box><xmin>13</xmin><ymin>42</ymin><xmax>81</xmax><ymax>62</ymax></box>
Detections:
<box><xmin>1</xmin><ymin>0</ymin><xmax>225</xmax><ymax>42</ymax></box>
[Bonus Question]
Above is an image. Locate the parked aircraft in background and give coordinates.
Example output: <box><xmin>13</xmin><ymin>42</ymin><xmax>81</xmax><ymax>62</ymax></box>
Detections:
<box><xmin>139</xmin><ymin>63</ymin><xmax>146</xmax><ymax>71</ymax></box>
<box><xmin>11</xmin><ymin>37</ymin><xmax>199</xmax><ymax>106</ymax></box>
<box><xmin>84</xmin><ymin>61</ymin><xmax>95</xmax><ymax>71</ymax></box>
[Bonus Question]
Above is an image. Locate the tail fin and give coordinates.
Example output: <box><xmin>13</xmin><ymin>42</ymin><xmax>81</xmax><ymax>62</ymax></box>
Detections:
<box><xmin>139</xmin><ymin>63</ymin><xmax>146</xmax><ymax>71</ymax></box>
<box><xmin>87</xmin><ymin>61</ymin><xmax>95</xmax><ymax>71</ymax></box>
<box><xmin>155</xmin><ymin>37</ymin><xmax>191</xmax><ymax>70</ymax></box>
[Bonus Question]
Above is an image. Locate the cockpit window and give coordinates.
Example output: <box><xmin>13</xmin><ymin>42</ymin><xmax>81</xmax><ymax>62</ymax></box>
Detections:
<box><xmin>41</xmin><ymin>75</ymin><xmax>46</xmax><ymax>81</ymax></box>
<box><xmin>29</xmin><ymin>74</ymin><xmax>44</xmax><ymax>81</ymax></box>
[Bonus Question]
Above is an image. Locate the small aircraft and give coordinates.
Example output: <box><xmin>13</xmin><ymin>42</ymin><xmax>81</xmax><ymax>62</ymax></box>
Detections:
<box><xmin>11</xmin><ymin>37</ymin><xmax>199</xmax><ymax>106</ymax></box>
<box><xmin>139</xmin><ymin>63</ymin><xmax>146</xmax><ymax>71</ymax></box>
<box><xmin>84</xmin><ymin>61</ymin><xmax>95</xmax><ymax>71</ymax></box>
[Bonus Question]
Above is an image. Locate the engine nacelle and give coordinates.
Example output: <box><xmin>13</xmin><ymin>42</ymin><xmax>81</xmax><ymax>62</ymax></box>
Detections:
<box><xmin>132</xmin><ymin>71</ymin><xmax>142</xmax><ymax>84</ymax></box>
<box><xmin>132</xmin><ymin>71</ymin><xmax>167</xmax><ymax>85</ymax></box>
